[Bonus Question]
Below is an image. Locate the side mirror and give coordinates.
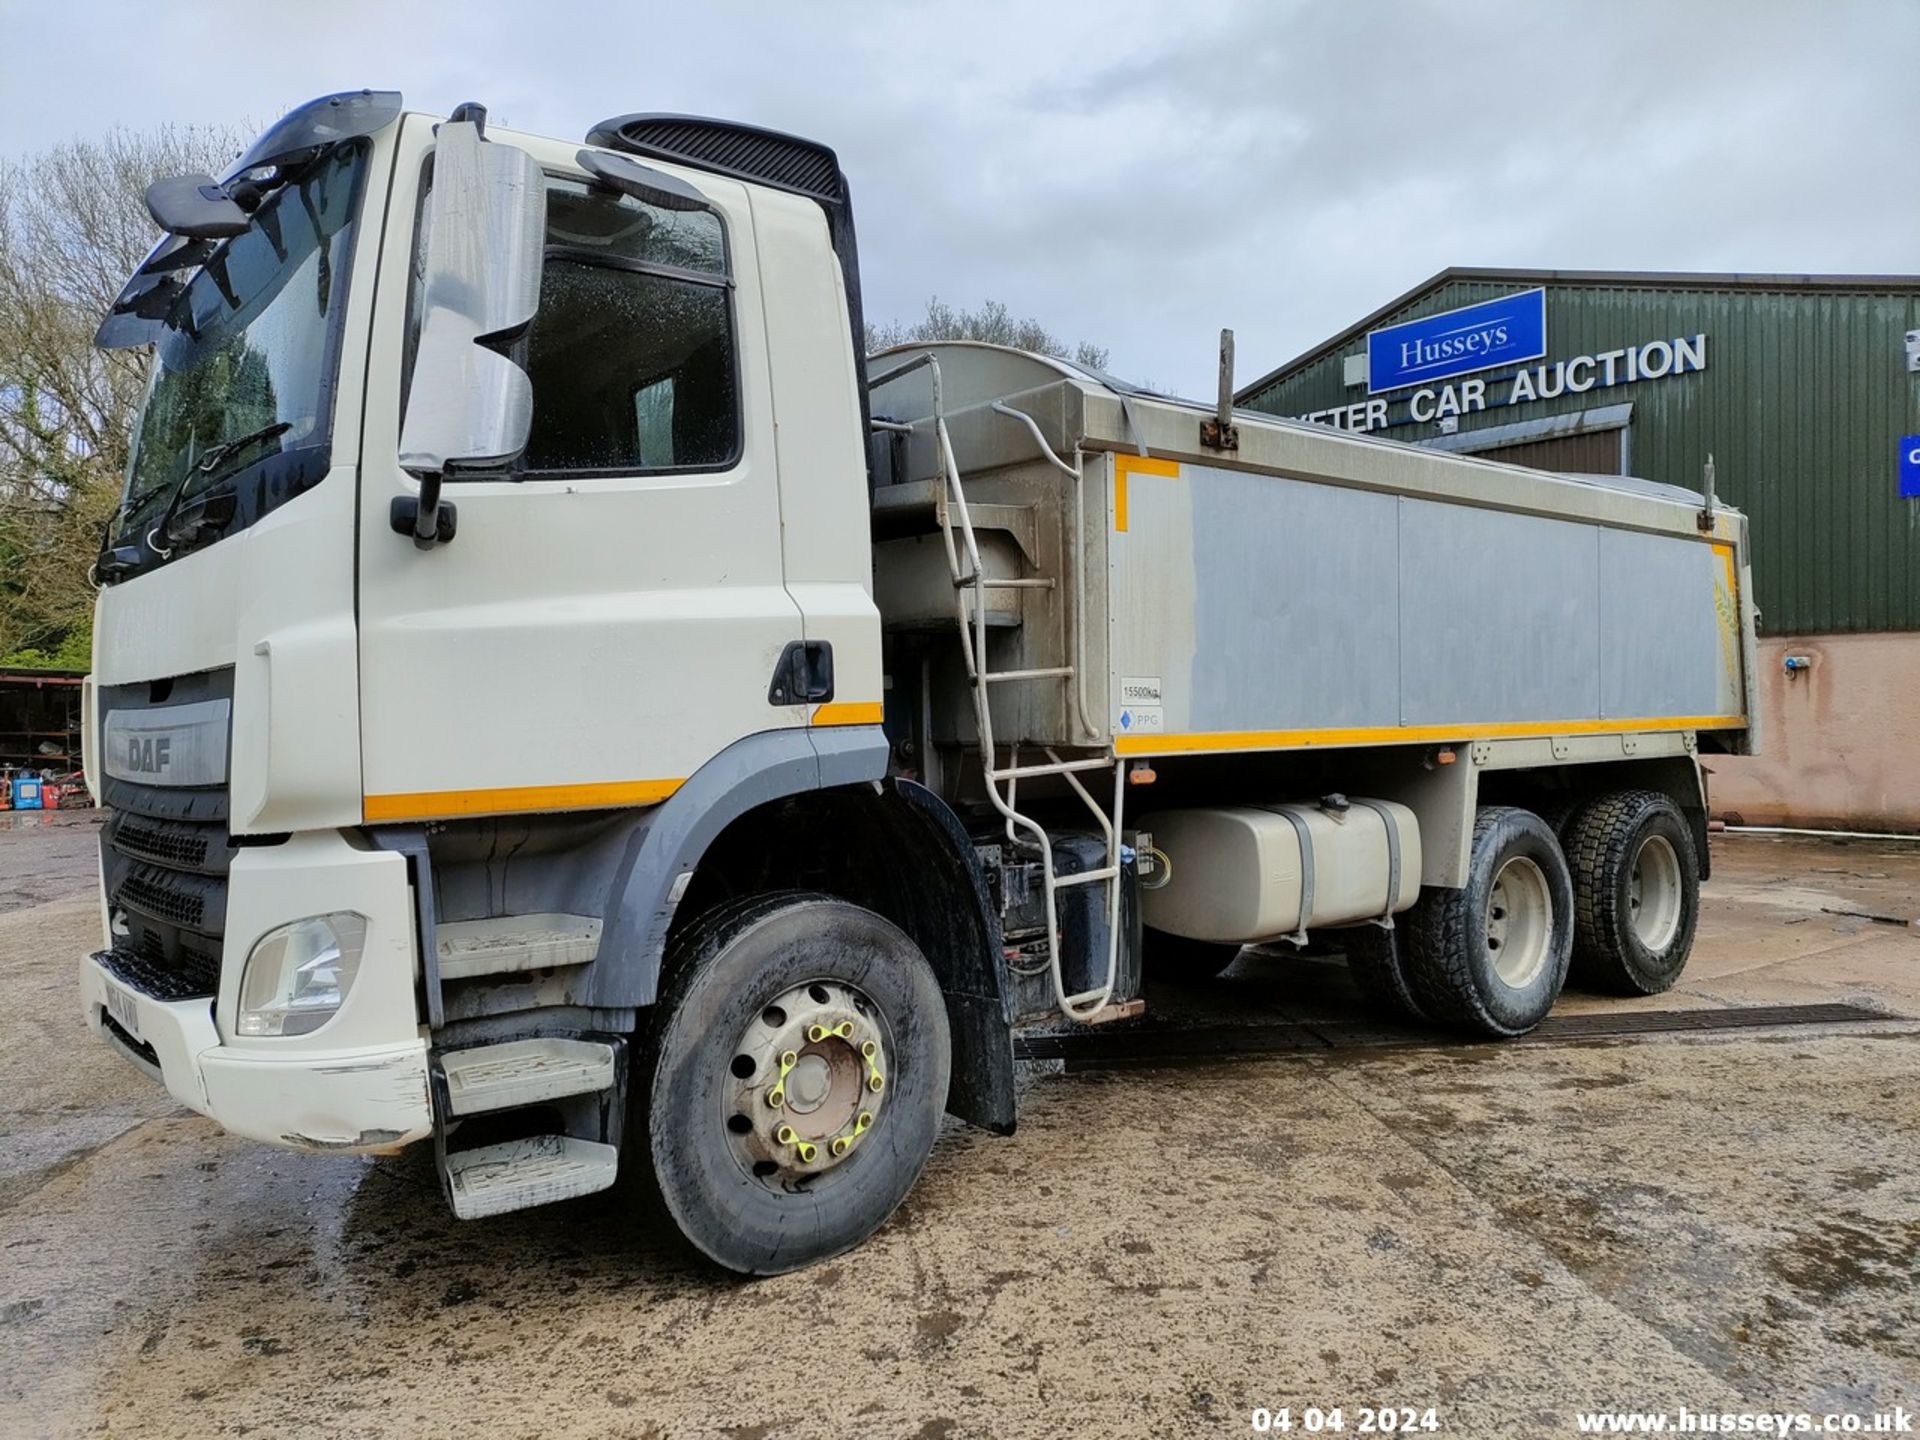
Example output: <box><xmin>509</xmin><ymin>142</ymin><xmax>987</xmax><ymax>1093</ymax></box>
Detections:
<box><xmin>396</xmin><ymin>113</ymin><xmax>545</xmax><ymax>548</ymax></box>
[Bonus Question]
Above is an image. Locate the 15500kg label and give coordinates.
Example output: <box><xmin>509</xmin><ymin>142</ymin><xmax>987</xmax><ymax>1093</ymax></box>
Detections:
<box><xmin>1119</xmin><ymin>676</ymin><xmax>1163</xmax><ymax>734</ymax></box>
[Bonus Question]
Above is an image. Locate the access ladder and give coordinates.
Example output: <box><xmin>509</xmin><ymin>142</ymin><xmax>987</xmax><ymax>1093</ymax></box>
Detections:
<box><xmin>867</xmin><ymin>352</ymin><xmax>1125</xmax><ymax>1023</ymax></box>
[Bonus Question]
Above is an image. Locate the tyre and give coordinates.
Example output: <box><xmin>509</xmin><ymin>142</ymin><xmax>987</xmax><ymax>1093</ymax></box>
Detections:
<box><xmin>1342</xmin><ymin>925</ymin><xmax>1427</xmax><ymax>1022</ymax></box>
<box><xmin>633</xmin><ymin>891</ymin><xmax>951</xmax><ymax>1275</ymax></box>
<box><xmin>1143</xmin><ymin>926</ymin><xmax>1243</xmax><ymax>981</ymax></box>
<box><xmin>1404</xmin><ymin>806</ymin><xmax>1574</xmax><ymax>1037</ymax></box>
<box><xmin>1563</xmin><ymin>789</ymin><xmax>1700</xmax><ymax>995</ymax></box>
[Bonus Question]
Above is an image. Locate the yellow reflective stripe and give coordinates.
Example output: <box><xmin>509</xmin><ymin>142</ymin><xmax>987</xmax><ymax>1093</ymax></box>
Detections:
<box><xmin>1712</xmin><ymin>542</ymin><xmax>1738</xmax><ymax>594</ymax></box>
<box><xmin>1113</xmin><ymin>454</ymin><xmax>1178</xmax><ymax>532</ymax></box>
<box><xmin>364</xmin><ymin>777</ymin><xmax>683</xmax><ymax>823</ymax></box>
<box><xmin>810</xmin><ymin>700</ymin><xmax>884</xmax><ymax>727</ymax></box>
<box><xmin>1114</xmin><ymin>714</ymin><xmax>1747</xmax><ymax>757</ymax></box>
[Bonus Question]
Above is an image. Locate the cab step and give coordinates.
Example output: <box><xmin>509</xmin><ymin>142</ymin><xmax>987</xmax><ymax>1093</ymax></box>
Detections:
<box><xmin>436</xmin><ymin>913</ymin><xmax>601</xmax><ymax>980</ymax></box>
<box><xmin>440</xmin><ymin>1038</ymin><xmax>616</xmax><ymax>1117</ymax></box>
<box><xmin>443</xmin><ymin>1135</ymin><xmax>618</xmax><ymax>1219</ymax></box>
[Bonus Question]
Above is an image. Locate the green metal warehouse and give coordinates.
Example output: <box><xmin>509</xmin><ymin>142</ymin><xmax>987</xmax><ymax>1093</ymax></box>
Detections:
<box><xmin>1236</xmin><ymin>268</ymin><xmax>1920</xmax><ymax>831</ymax></box>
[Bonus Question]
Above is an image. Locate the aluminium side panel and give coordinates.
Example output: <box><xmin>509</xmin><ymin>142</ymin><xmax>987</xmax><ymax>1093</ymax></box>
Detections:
<box><xmin>1105</xmin><ymin>455</ymin><xmax>1744</xmax><ymax>752</ymax></box>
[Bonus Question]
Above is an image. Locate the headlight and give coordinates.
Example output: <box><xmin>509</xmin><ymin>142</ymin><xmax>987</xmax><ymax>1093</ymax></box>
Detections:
<box><xmin>237</xmin><ymin>912</ymin><xmax>368</xmax><ymax>1037</ymax></box>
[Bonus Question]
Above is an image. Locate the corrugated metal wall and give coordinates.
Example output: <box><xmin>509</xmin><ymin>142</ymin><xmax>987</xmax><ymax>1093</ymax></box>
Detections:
<box><xmin>1240</xmin><ymin>278</ymin><xmax>1920</xmax><ymax>636</ymax></box>
<box><xmin>1476</xmin><ymin>428</ymin><xmax>1625</xmax><ymax>475</ymax></box>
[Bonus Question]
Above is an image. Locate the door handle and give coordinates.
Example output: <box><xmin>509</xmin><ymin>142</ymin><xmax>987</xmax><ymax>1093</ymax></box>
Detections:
<box><xmin>768</xmin><ymin>641</ymin><xmax>834</xmax><ymax>706</ymax></box>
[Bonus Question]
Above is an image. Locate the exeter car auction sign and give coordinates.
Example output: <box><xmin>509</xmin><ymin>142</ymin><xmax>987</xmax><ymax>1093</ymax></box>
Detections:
<box><xmin>1297</xmin><ymin>288</ymin><xmax>1710</xmax><ymax>436</ymax></box>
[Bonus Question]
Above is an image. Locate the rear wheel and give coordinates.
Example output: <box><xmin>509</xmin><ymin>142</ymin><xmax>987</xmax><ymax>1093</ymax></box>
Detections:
<box><xmin>1405</xmin><ymin>806</ymin><xmax>1574</xmax><ymax>1037</ymax></box>
<box><xmin>1143</xmin><ymin>927</ymin><xmax>1243</xmax><ymax>981</ymax></box>
<box><xmin>1564</xmin><ymin>790</ymin><xmax>1700</xmax><ymax>995</ymax></box>
<box><xmin>633</xmin><ymin>891</ymin><xmax>950</xmax><ymax>1275</ymax></box>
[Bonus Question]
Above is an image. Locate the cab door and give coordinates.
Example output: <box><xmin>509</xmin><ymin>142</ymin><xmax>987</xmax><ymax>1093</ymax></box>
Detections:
<box><xmin>355</xmin><ymin>118</ymin><xmax>804</xmax><ymax>823</ymax></box>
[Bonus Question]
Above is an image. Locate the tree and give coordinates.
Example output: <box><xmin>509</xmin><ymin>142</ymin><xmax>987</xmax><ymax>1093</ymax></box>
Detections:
<box><xmin>0</xmin><ymin>124</ymin><xmax>244</xmax><ymax>666</ymax></box>
<box><xmin>866</xmin><ymin>296</ymin><xmax>1109</xmax><ymax>371</ymax></box>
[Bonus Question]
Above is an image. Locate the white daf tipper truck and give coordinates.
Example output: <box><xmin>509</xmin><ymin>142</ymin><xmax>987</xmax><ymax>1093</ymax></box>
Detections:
<box><xmin>82</xmin><ymin>91</ymin><xmax>1758</xmax><ymax>1273</ymax></box>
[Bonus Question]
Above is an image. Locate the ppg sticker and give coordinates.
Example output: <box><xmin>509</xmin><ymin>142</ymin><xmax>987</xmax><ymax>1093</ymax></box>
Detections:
<box><xmin>1902</xmin><ymin>435</ymin><xmax>1920</xmax><ymax>499</ymax></box>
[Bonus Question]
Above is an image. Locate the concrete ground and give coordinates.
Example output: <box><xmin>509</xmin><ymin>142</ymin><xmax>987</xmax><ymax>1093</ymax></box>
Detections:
<box><xmin>3</xmin><ymin>816</ymin><xmax>1917</xmax><ymax>1438</ymax></box>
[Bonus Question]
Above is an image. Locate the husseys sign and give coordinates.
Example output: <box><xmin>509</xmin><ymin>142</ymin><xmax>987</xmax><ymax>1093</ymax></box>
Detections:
<box><xmin>1296</xmin><ymin>289</ymin><xmax>1709</xmax><ymax>434</ymax></box>
<box><xmin>1367</xmin><ymin>289</ymin><xmax>1547</xmax><ymax>394</ymax></box>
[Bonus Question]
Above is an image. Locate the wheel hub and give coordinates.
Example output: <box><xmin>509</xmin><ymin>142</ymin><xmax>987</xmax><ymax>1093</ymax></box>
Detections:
<box><xmin>723</xmin><ymin>978</ymin><xmax>889</xmax><ymax>1185</ymax></box>
<box><xmin>1486</xmin><ymin>855</ymin><xmax>1554</xmax><ymax>990</ymax></box>
<box><xmin>1628</xmin><ymin>833</ymin><xmax>1684</xmax><ymax>950</ymax></box>
<box><xmin>784</xmin><ymin>1053</ymin><xmax>833</xmax><ymax>1112</ymax></box>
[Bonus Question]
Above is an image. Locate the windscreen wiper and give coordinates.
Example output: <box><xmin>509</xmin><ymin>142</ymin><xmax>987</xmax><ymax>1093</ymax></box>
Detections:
<box><xmin>93</xmin><ymin>504</ymin><xmax>141</xmax><ymax>583</ymax></box>
<box><xmin>148</xmin><ymin>420</ymin><xmax>293</xmax><ymax>557</ymax></box>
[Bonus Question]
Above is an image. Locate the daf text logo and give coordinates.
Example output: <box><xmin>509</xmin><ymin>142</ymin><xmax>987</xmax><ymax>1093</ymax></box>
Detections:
<box><xmin>126</xmin><ymin>735</ymin><xmax>172</xmax><ymax>774</ymax></box>
<box><xmin>103</xmin><ymin>698</ymin><xmax>229</xmax><ymax>788</ymax></box>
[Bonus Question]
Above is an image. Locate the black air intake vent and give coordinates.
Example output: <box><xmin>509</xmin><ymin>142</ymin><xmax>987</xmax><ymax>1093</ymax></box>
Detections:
<box><xmin>586</xmin><ymin>115</ymin><xmax>843</xmax><ymax>202</ymax></box>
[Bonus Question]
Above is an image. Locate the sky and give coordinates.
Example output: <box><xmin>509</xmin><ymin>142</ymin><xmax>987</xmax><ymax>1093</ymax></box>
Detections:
<box><xmin>3</xmin><ymin>0</ymin><xmax>1916</xmax><ymax>397</ymax></box>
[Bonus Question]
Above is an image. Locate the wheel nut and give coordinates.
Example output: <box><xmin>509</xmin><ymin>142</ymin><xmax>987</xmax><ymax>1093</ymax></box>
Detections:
<box><xmin>855</xmin><ymin>1112</ymin><xmax>872</xmax><ymax>1133</ymax></box>
<box><xmin>795</xmin><ymin>1140</ymin><xmax>817</xmax><ymax>1162</ymax></box>
<box><xmin>776</xmin><ymin>1124</ymin><xmax>797</xmax><ymax>1145</ymax></box>
<box><xmin>860</xmin><ymin>1040</ymin><xmax>876</xmax><ymax>1059</ymax></box>
<box><xmin>833</xmin><ymin>1021</ymin><xmax>854</xmax><ymax>1038</ymax></box>
<box><xmin>830</xmin><ymin>1136</ymin><xmax>851</xmax><ymax>1157</ymax></box>
<box><xmin>767</xmin><ymin>1086</ymin><xmax>785</xmax><ymax>1108</ymax></box>
<box><xmin>807</xmin><ymin>1023</ymin><xmax>828</xmax><ymax>1043</ymax></box>
<box><xmin>867</xmin><ymin>1073</ymin><xmax>885</xmax><ymax>1093</ymax></box>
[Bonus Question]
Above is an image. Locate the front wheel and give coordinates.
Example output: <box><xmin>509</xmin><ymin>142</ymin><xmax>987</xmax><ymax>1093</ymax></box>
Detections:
<box><xmin>634</xmin><ymin>891</ymin><xmax>951</xmax><ymax>1275</ymax></box>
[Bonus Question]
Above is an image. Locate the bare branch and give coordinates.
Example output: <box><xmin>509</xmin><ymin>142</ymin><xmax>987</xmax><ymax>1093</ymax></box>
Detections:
<box><xmin>865</xmin><ymin>295</ymin><xmax>1110</xmax><ymax>372</ymax></box>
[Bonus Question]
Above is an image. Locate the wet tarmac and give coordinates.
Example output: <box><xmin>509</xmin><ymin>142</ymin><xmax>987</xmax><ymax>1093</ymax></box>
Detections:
<box><xmin>4</xmin><ymin>829</ymin><xmax>1918</xmax><ymax>1438</ymax></box>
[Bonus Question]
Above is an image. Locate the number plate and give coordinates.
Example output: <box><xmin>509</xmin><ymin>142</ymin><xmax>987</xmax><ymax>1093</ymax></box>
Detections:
<box><xmin>104</xmin><ymin>981</ymin><xmax>143</xmax><ymax>1042</ymax></box>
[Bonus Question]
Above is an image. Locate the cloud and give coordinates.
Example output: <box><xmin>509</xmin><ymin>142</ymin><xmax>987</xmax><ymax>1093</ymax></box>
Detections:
<box><xmin>4</xmin><ymin>0</ymin><xmax>1914</xmax><ymax>394</ymax></box>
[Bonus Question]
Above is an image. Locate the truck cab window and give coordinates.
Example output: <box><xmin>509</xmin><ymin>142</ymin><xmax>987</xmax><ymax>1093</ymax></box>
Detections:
<box><xmin>520</xmin><ymin>175</ymin><xmax>737</xmax><ymax>474</ymax></box>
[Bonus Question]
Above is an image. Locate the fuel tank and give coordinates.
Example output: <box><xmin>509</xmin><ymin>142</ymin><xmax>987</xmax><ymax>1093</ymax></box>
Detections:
<box><xmin>1140</xmin><ymin>799</ymin><xmax>1421</xmax><ymax>944</ymax></box>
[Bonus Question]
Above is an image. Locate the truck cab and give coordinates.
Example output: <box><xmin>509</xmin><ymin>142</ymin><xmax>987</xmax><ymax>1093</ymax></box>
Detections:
<box><xmin>84</xmin><ymin>94</ymin><xmax>987</xmax><ymax>1272</ymax></box>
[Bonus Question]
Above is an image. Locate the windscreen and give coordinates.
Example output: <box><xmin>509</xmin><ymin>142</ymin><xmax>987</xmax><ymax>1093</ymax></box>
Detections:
<box><xmin>107</xmin><ymin>144</ymin><xmax>367</xmax><ymax>574</ymax></box>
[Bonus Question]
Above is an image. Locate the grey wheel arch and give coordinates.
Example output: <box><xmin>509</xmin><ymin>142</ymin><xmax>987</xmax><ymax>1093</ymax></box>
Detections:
<box><xmin>590</xmin><ymin>727</ymin><xmax>1017</xmax><ymax>1134</ymax></box>
<box><xmin>591</xmin><ymin>726</ymin><xmax>889</xmax><ymax>1008</ymax></box>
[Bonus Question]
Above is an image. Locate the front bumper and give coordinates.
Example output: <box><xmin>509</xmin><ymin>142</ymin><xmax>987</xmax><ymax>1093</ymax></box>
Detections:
<box><xmin>82</xmin><ymin>828</ymin><xmax>434</xmax><ymax>1155</ymax></box>
<box><xmin>82</xmin><ymin>952</ymin><xmax>432</xmax><ymax>1152</ymax></box>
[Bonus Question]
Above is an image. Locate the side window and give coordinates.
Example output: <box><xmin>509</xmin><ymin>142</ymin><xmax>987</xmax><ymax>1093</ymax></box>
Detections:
<box><xmin>521</xmin><ymin>175</ymin><xmax>738</xmax><ymax>474</ymax></box>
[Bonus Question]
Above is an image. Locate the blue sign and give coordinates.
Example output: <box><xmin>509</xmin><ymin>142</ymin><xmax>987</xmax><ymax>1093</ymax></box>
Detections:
<box><xmin>1903</xmin><ymin>435</ymin><xmax>1920</xmax><ymax>498</ymax></box>
<box><xmin>1368</xmin><ymin>288</ymin><xmax>1548</xmax><ymax>395</ymax></box>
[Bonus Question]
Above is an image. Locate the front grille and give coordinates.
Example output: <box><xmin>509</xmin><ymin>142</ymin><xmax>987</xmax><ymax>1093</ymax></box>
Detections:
<box><xmin>118</xmin><ymin>866</ymin><xmax>207</xmax><ymax>930</ymax></box>
<box><xmin>106</xmin><ymin>813</ymin><xmax>216</xmax><ymax>871</ymax></box>
<box><xmin>102</xmin><ymin>844</ymin><xmax>229</xmax><ymax>999</ymax></box>
<box><xmin>98</xmin><ymin>672</ymin><xmax>235</xmax><ymax>1004</ymax></box>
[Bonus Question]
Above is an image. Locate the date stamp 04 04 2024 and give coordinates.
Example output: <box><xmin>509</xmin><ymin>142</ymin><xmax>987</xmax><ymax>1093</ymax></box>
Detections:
<box><xmin>1250</xmin><ymin>1409</ymin><xmax>1443</xmax><ymax>1434</ymax></box>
